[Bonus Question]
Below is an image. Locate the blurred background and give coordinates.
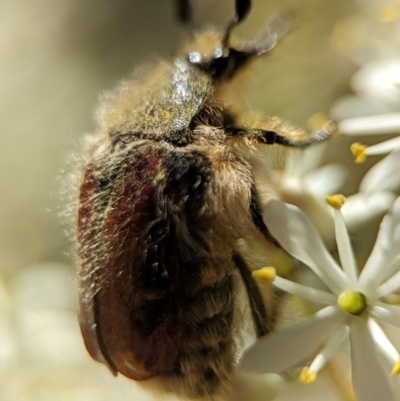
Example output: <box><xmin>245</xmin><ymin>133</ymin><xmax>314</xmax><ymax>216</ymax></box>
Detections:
<box><xmin>0</xmin><ymin>0</ymin><xmax>398</xmax><ymax>400</ymax></box>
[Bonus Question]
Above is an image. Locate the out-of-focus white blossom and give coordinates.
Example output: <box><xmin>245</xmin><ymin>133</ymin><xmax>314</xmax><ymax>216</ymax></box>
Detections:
<box><xmin>331</xmin><ymin>56</ymin><xmax>400</xmax><ymax>221</ymax></box>
<box><xmin>271</xmin><ymin>145</ymin><xmax>345</xmax><ymax>245</ymax></box>
<box><xmin>273</xmin><ymin>142</ymin><xmax>395</xmax><ymax>243</ymax></box>
<box><xmin>240</xmin><ymin>196</ymin><xmax>400</xmax><ymax>401</ymax></box>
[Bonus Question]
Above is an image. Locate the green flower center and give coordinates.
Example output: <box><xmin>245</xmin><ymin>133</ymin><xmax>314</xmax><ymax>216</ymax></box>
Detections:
<box><xmin>337</xmin><ymin>290</ymin><xmax>367</xmax><ymax>315</ymax></box>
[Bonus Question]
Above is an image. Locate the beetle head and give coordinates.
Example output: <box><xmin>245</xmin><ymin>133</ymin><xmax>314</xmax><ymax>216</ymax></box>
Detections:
<box><xmin>181</xmin><ymin>0</ymin><xmax>290</xmax><ymax>79</ymax></box>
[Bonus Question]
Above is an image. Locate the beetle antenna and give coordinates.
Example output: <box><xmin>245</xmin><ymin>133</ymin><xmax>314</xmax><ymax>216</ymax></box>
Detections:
<box><xmin>245</xmin><ymin>10</ymin><xmax>292</xmax><ymax>56</ymax></box>
<box><xmin>175</xmin><ymin>0</ymin><xmax>193</xmax><ymax>26</ymax></box>
<box><xmin>222</xmin><ymin>0</ymin><xmax>252</xmax><ymax>49</ymax></box>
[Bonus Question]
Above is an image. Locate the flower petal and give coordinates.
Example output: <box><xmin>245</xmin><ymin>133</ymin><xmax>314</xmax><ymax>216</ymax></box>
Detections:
<box><xmin>334</xmin><ymin>209</ymin><xmax>358</xmax><ymax>287</ymax></box>
<box><xmin>342</xmin><ymin>191</ymin><xmax>396</xmax><ymax>232</ymax></box>
<box><xmin>263</xmin><ymin>200</ymin><xmax>345</xmax><ymax>293</ymax></box>
<box><xmin>230</xmin><ymin>372</ymin><xmax>284</xmax><ymax>401</ymax></box>
<box><xmin>275</xmin><ymin>180</ymin><xmax>336</xmax><ymax>247</ymax></box>
<box><xmin>240</xmin><ymin>306</ymin><xmax>344</xmax><ymax>373</ymax></box>
<box><xmin>366</xmin><ymin>136</ymin><xmax>400</xmax><ymax>156</ymax></box>
<box><xmin>378</xmin><ymin>270</ymin><xmax>400</xmax><ymax>298</ymax></box>
<box><xmin>350</xmin><ymin>317</ymin><xmax>395</xmax><ymax>401</ymax></box>
<box><xmin>339</xmin><ymin>113</ymin><xmax>400</xmax><ymax>136</ymax></box>
<box><xmin>307</xmin><ymin>325</ymin><xmax>349</xmax><ymax>375</ymax></box>
<box><xmin>351</xmin><ymin>59</ymin><xmax>400</xmax><ymax>105</ymax></box>
<box><xmin>332</xmin><ymin>95</ymin><xmax>389</xmax><ymax>120</ymax></box>
<box><xmin>371</xmin><ymin>304</ymin><xmax>400</xmax><ymax>329</ymax></box>
<box><xmin>273</xmin><ymin>275</ymin><xmax>336</xmax><ymax>305</ymax></box>
<box><xmin>303</xmin><ymin>163</ymin><xmax>347</xmax><ymax>198</ymax></box>
<box><xmin>285</xmin><ymin>146</ymin><xmax>326</xmax><ymax>178</ymax></box>
<box><xmin>360</xmin><ymin>151</ymin><xmax>400</xmax><ymax>193</ymax></box>
<box><xmin>382</xmin><ymin>255</ymin><xmax>400</xmax><ymax>284</ymax></box>
<box><xmin>369</xmin><ymin>319</ymin><xmax>399</xmax><ymax>366</ymax></box>
<box><xmin>359</xmin><ymin>196</ymin><xmax>400</xmax><ymax>292</ymax></box>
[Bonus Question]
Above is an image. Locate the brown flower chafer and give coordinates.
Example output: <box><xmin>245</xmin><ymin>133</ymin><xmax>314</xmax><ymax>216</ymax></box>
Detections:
<box><xmin>76</xmin><ymin>0</ymin><xmax>336</xmax><ymax>399</ymax></box>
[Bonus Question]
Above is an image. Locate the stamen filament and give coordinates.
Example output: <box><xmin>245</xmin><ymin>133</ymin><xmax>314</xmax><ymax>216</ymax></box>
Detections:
<box><xmin>300</xmin><ymin>326</ymin><xmax>348</xmax><ymax>384</ymax></box>
<box><xmin>377</xmin><ymin>270</ymin><xmax>400</xmax><ymax>298</ymax></box>
<box><xmin>365</xmin><ymin>136</ymin><xmax>400</xmax><ymax>155</ymax></box>
<box><xmin>340</xmin><ymin>113</ymin><xmax>400</xmax><ymax>135</ymax></box>
<box><xmin>371</xmin><ymin>303</ymin><xmax>400</xmax><ymax>330</ymax></box>
<box><xmin>273</xmin><ymin>276</ymin><xmax>336</xmax><ymax>305</ymax></box>
<box><xmin>369</xmin><ymin>319</ymin><xmax>400</xmax><ymax>371</ymax></box>
<box><xmin>333</xmin><ymin>208</ymin><xmax>359</xmax><ymax>287</ymax></box>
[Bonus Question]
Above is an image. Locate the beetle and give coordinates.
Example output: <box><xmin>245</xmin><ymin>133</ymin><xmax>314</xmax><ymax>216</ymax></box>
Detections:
<box><xmin>76</xmin><ymin>0</ymin><xmax>336</xmax><ymax>399</ymax></box>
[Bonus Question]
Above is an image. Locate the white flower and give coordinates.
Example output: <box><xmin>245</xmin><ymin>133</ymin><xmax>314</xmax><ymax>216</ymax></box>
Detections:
<box><xmin>345</xmin><ymin>115</ymin><xmax>400</xmax><ymax>195</ymax></box>
<box><xmin>331</xmin><ymin>57</ymin><xmax>400</xmax><ymax>121</ymax></box>
<box><xmin>272</xmin><ymin>143</ymin><xmax>395</xmax><ymax>243</ymax></box>
<box><xmin>331</xmin><ymin>56</ymin><xmax>400</xmax><ymax>195</ymax></box>
<box><xmin>240</xmin><ymin>195</ymin><xmax>400</xmax><ymax>401</ymax></box>
<box><xmin>271</xmin><ymin>144</ymin><xmax>345</xmax><ymax>245</ymax></box>
<box><xmin>340</xmin><ymin>117</ymin><xmax>400</xmax><ymax>215</ymax></box>
<box><xmin>329</xmin><ymin>18</ymin><xmax>400</xmax><ymax>226</ymax></box>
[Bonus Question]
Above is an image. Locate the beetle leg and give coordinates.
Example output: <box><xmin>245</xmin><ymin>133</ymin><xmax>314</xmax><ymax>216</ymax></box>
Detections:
<box><xmin>230</xmin><ymin>119</ymin><xmax>338</xmax><ymax>148</ymax></box>
<box><xmin>175</xmin><ymin>0</ymin><xmax>192</xmax><ymax>25</ymax></box>
<box><xmin>232</xmin><ymin>252</ymin><xmax>269</xmax><ymax>337</ymax></box>
<box><xmin>222</xmin><ymin>0</ymin><xmax>252</xmax><ymax>48</ymax></box>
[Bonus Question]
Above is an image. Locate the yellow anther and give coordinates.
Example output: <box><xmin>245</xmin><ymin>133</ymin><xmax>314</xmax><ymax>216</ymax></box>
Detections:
<box><xmin>299</xmin><ymin>367</ymin><xmax>317</xmax><ymax>384</ymax></box>
<box><xmin>391</xmin><ymin>361</ymin><xmax>400</xmax><ymax>376</ymax></box>
<box><xmin>252</xmin><ymin>267</ymin><xmax>276</xmax><ymax>283</ymax></box>
<box><xmin>337</xmin><ymin>290</ymin><xmax>367</xmax><ymax>315</ymax></box>
<box><xmin>164</xmin><ymin>111</ymin><xmax>171</xmax><ymax>120</ymax></box>
<box><xmin>350</xmin><ymin>142</ymin><xmax>367</xmax><ymax>164</ymax></box>
<box><xmin>325</xmin><ymin>194</ymin><xmax>346</xmax><ymax>210</ymax></box>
